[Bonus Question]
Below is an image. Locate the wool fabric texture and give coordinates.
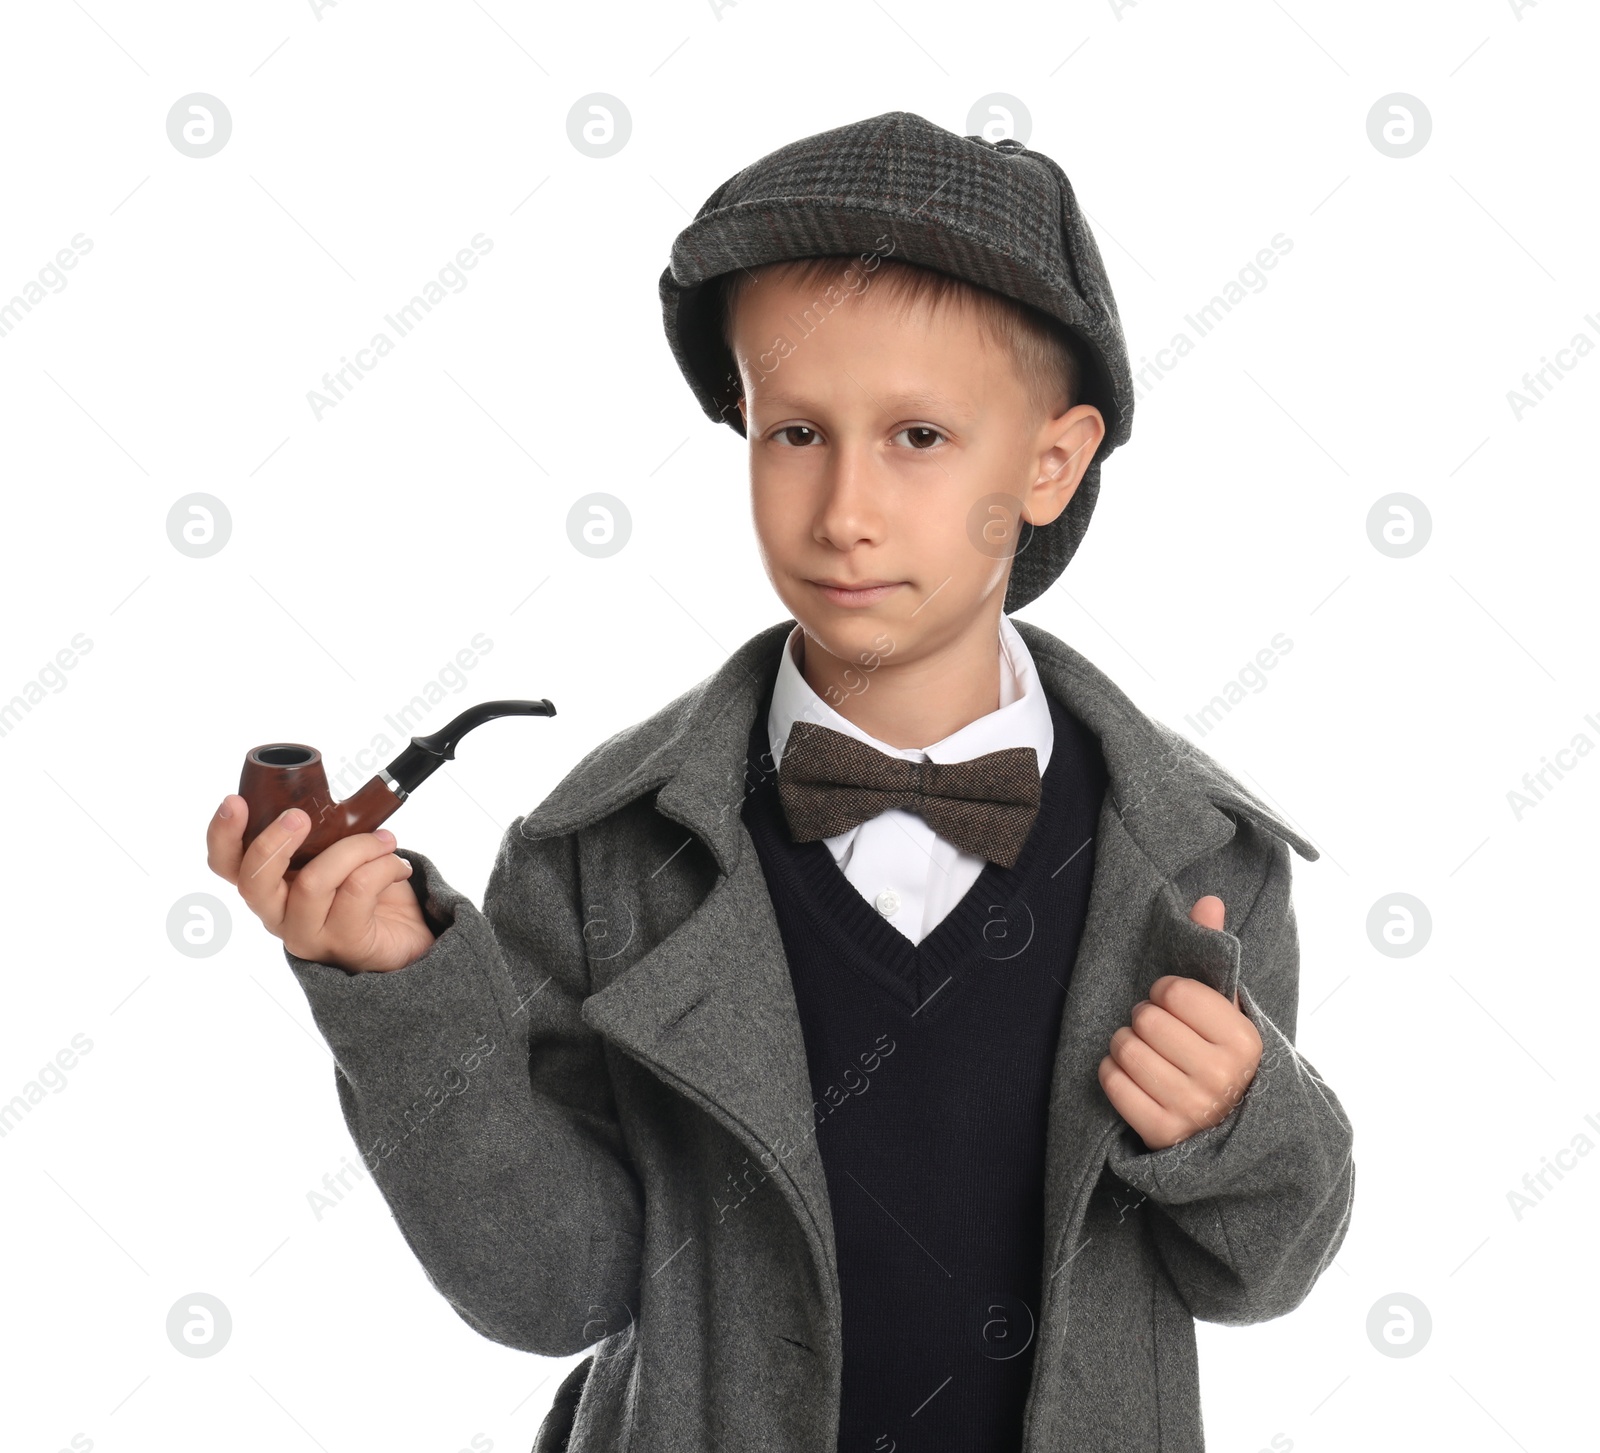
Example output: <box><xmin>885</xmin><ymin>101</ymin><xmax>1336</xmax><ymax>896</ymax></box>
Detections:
<box><xmin>776</xmin><ymin>720</ymin><xmax>1044</xmax><ymax>868</ymax></box>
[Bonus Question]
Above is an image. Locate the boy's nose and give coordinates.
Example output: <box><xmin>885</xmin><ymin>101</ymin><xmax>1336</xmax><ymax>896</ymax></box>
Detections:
<box><xmin>814</xmin><ymin>452</ymin><xmax>886</xmax><ymax>544</ymax></box>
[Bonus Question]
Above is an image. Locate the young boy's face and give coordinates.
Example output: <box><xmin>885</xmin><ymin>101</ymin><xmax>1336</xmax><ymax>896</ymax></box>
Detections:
<box><xmin>732</xmin><ymin>267</ymin><xmax>1104</xmax><ymax>680</ymax></box>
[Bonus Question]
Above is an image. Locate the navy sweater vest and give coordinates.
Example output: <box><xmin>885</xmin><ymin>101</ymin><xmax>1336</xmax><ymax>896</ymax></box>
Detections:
<box><xmin>740</xmin><ymin>683</ymin><xmax>1109</xmax><ymax>1452</ymax></box>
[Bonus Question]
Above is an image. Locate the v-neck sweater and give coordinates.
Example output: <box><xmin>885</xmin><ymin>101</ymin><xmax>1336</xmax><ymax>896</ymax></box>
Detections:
<box><xmin>740</xmin><ymin>682</ymin><xmax>1110</xmax><ymax>1452</ymax></box>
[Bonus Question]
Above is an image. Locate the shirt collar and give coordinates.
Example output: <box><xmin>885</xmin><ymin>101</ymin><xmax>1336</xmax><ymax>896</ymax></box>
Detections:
<box><xmin>766</xmin><ymin>614</ymin><xmax>1054</xmax><ymax>775</ymax></box>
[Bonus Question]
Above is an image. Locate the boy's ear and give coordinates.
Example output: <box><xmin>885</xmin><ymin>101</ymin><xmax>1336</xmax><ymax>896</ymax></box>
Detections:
<box><xmin>1024</xmin><ymin>403</ymin><xmax>1104</xmax><ymax>528</ymax></box>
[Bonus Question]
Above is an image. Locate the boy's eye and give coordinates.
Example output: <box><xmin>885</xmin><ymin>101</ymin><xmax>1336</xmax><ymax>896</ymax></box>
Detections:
<box><xmin>772</xmin><ymin>425</ymin><xmax>819</xmax><ymax>447</ymax></box>
<box><xmin>893</xmin><ymin>425</ymin><xmax>947</xmax><ymax>450</ymax></box>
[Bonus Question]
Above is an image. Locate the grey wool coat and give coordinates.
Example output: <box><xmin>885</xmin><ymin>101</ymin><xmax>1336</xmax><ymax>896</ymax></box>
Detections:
<box><xmin>284</xmin><ymin>617</ymin><xmax>1356</xmax><ymax>1453</ymax></box>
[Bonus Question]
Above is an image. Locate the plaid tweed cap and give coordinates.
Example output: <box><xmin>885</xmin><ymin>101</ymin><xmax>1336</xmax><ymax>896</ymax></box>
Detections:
<box><xmin>658</xmin><ymin>109</ymin><xmax>1134</xmax><ymax>613</ymax></box>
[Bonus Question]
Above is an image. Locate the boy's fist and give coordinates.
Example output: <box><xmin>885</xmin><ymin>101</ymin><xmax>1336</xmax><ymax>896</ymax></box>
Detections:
<box><xmin>1097</xmin><ymin>895</ymin><xmax>1264</xmax><ymax>1152</ymax></box>
<box><xmin>205</xmin><ymin>795</ymin><xmax>436</xmax><ymax>973</ymax></box>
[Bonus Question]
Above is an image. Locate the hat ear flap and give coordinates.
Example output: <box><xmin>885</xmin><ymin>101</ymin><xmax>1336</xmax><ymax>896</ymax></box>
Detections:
<box><xmin>1046</xmin><ymin>159</ymin><xmax>1107</xmax><ymax>320</ymax></box>
<box><xmin>1033</xmin><ymin>155</ymin><xmax>1131</xmax><ymax>454</ymax></box>
<box><xmin>660</xmin><ymin>175</ymin><xmax>751</xmax><ymax>435</ymax></box>
<box><xmin>700</xmin><ymin>278</ymin><xmax>747</xmax><ymax>435</ymax></box>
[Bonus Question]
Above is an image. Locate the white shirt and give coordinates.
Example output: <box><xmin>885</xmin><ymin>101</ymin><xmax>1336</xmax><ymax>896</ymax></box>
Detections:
<box><xmin>765</xmin><ymin>615</ymin><xmax>1055</xmax><ymax>945</ymax></box>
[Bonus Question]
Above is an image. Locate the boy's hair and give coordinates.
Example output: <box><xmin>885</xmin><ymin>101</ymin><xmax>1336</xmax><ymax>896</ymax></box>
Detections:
<box><xmin>714</xmin><ymin>254</ymin><xmax>1085</xmax><ymax>424</ymax></box>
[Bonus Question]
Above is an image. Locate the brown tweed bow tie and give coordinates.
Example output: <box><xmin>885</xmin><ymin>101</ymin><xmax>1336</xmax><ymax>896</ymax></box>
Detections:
<box><xmin>775</xmin><ymin>721</ymin><xmax>1043</xmax><ymax>868</ymax></box>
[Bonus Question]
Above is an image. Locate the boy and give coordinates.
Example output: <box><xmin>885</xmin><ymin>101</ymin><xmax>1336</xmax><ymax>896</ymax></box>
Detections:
<box><xmin>207</xmin><ymin>111</ymin><xmax>1354</xmax><ymax>1452</ymax></box>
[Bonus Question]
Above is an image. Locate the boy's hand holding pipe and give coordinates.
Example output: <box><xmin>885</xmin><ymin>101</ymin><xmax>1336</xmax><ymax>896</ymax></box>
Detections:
<box><xmin>206</xmin><ymin>796</ymin><xmax>436</xmax><ymax>973</ymax></box>
<box><xmin>1098</xmin><ymin>895</ymin><xmax>1265</xmax><ymax>1152</ymax></box>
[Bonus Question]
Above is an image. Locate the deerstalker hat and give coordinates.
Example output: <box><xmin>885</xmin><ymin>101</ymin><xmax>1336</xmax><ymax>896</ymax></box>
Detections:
<box><xmin>658</xmin><ymin>109</ymin><xmax>1134</xmax><ymax>613</ymax></box>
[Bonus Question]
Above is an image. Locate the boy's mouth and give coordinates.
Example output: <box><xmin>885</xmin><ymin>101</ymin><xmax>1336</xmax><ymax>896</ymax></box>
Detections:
<box><xmin>810</xmin><ymin>578</ymin><xmax>904</xmax><ymax>608</ymax></box>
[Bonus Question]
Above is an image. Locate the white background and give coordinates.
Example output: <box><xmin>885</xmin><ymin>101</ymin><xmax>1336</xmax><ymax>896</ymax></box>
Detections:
<box><xmin>1</xmin><ymin>2</ymin><xmax>1595</xmax><ymax>1450</ymax></box>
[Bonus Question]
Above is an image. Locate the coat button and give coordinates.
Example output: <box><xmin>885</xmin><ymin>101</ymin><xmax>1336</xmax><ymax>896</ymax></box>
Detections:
<box><xmin>874</xmin><ymin>889</ymin><xmax>901</xmax><ymax>917</ymax></box>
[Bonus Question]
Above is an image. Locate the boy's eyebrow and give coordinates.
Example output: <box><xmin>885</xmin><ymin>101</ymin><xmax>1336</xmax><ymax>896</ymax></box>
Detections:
<box><xmin>753</xmin><ymin>387</ymin><xmax>976</xmax><ymax>422</ymax></box>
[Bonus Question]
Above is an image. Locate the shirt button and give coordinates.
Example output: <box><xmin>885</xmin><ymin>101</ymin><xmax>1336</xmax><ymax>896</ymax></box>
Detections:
<box><xmin>874</xmin><ymin>889</ymin><xmax>901</xmax><ymax>917</ymax></box>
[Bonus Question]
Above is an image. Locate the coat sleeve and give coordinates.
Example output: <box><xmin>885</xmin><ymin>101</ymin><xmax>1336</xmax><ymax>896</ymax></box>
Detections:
<box><xmin>1101</xmin><ymin>823</ymin><xmax>1355</xmax><ymax>1326</ymax></box>
<box><xmin>282</xmin><ymin>820</ymin><xmax>645</xmax><ymax>1356</ymax></box>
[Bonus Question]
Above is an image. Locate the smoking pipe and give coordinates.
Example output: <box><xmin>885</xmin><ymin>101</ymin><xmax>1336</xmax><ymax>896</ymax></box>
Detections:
<box><xmin>238</xmin><ymin>699</ymin><xmax>556</xmax><ymax>870</ymax></box>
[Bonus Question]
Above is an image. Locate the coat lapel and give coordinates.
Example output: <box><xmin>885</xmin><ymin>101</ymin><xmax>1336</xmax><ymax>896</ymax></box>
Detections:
<box><xmin>560</xmin><ymin>625</ymin><xmax>846</xmax><ymax>1310</ymax></box>
<box><xmin>577</xmin><ymin>840</ymin><xmax>844</xmax><ymax>1303</ymax></box>
<box><xmin>1006</xmin><ymin>619</ymin><xmax>1316</xmax><ymax>1329</ymax></box>
<box><xmin>523</xmin><ymin>616</ymin><xmax>1320</xmax><ymax>1351</ymax></box>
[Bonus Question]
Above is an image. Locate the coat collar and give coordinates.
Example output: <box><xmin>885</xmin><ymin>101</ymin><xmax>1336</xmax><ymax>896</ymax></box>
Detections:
<box><xmin>518</xmin><ymin>616</ymin><xmax>1319</xmax><ymax>876</ymax></box>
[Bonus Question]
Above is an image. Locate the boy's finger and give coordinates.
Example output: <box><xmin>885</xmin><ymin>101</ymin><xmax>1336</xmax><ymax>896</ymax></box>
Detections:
<box><xmin>1188</xmin><ymin>895</ymin><xmax>1226</xmax><ymax>933</ymax></box>
<box><xmin>322</xmin><ymin>851</ymin><xmax>416</xmax><ymax>948</ymax></box>
<box><xmin>278</xmin><ymin>830</ymin><xmax>405</xmax><ymax>948</ymax></box>
<box><xmin>204</xmin><ymin>794</ymin><xmax>248</xmax><ymax>885</ymax></box>
<box><xmin>235</xmin><ymin>807</ymin><xmax>313</xmax><ymax>927</ymax></box>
